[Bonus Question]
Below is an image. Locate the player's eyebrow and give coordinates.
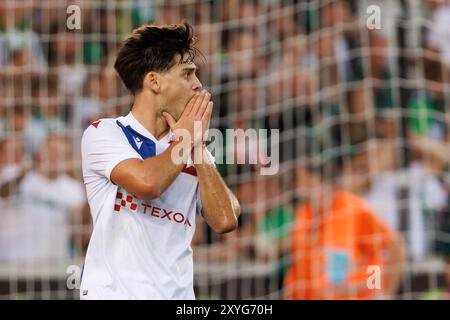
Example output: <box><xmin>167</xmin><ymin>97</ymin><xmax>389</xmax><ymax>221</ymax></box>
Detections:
<box><xmin>182</xmin><ymin>66</ymin><xmax>197</xmax><ymax>73</ymax></box>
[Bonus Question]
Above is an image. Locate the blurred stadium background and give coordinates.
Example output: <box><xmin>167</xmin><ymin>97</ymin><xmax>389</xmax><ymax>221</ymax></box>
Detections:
<box><xmin>1</xmin><ymin>0</ymin><xmax>450</xmax><ymax>300</ymax></box>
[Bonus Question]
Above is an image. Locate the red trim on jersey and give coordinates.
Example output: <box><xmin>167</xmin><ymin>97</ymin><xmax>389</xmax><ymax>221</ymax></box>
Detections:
<box><xmin>166</xmin><ymin>140</ymin><xmax>197</xmax><ymax>176</ymax></box>
<box><xmin>91</xmin><ymin>120</ymin><xmax>101</xmax><ymax>128</ymax></box>
<box><xmin>182</xmin><ymin>165</ymin><xmax>197</xmax><ymax>177</ymax></box>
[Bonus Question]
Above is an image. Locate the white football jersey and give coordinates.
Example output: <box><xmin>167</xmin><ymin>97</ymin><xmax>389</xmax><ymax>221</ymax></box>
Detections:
<box><xmin>80</xmin><ymin>112</ymin><xmax>208</xmax><ymax>300</ymax></box>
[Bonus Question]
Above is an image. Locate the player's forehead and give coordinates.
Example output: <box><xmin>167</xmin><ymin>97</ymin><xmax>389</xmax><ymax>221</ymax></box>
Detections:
<box><xmin>171</xmin><ymin>53</ymin><xmax>196</xmax><ymax>71</ymax></box>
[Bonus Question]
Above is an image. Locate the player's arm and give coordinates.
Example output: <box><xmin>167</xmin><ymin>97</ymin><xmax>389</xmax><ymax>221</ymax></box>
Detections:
<box><xmin>194</xmin><ymin>146</ymin><xmax>240</xmax><ymax>234</ymax></box>
<box><xmin>111</xmin><ymin>92</ymin><xmax>206</xmax><ymax>200</ymax></box>
<box><xmin>110</xmin><ymin>140</ymin><xmax>189</xmax><ymax>199</ymax></box>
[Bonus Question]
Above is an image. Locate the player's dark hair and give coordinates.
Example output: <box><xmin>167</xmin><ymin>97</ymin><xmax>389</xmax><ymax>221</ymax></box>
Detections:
<box><xmin>114</xmin><ymin>20</ymin><xmax>201</xmax><ymax>94</ymax></box>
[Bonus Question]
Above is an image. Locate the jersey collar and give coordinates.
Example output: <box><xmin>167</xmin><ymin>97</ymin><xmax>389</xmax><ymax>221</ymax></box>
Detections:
<box><xmin>124</xmin><ymin>111</ymin><xmax>173</xmax><ymax>143</ymax></box>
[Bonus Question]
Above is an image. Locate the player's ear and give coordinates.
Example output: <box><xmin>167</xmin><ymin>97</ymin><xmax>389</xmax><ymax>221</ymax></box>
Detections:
<box><xmin>143</xmin><ymin>71</ymin><xmax>161</xmax><ymax>94</ymax></box>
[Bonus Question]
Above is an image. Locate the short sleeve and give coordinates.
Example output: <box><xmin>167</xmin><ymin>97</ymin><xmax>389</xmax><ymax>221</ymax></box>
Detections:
<box><xmin>81</xmin><ymin>120</ymin><xmax>142</xmax><ymax>181</ymax></box>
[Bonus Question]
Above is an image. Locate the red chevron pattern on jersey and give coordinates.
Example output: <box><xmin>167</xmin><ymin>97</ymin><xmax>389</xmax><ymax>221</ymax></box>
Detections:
<box><xmin>114</xmin><ymin>191</ymin><xmax>138</xmax><ymax>212</ymax></box>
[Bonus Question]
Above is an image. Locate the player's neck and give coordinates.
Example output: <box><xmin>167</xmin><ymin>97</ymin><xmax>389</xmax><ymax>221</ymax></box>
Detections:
<box><xmin>131</xmin><ymin>97</ymin><xmax>170</xmax><ymax>141</ymax></box>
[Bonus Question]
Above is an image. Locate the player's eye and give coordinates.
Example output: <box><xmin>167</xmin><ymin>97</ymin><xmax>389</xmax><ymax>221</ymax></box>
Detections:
<box><xmin>184</xmin><ymin>70</ymin><xmax>195</xmax><ymax>79</ymax></box>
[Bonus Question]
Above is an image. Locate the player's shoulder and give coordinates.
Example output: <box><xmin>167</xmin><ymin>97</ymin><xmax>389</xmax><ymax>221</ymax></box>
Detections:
<box><xmin>83</xmin><ymin>118</ymin><xmax>121</xmax><ymax>136</ymax></box>
<box><xmin>85</xmin><ymin>118</ymin><xmax>118</xmax><ymax>130</ymax></box>
<box><xmin>81</xmin><ymin>117</ymin><xmax>126</xmax><ymax>145</ymax></box>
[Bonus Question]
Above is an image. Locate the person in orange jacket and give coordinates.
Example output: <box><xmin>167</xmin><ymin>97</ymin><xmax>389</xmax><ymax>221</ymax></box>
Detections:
<box><xmin>284</xmin><ymin>154</ymin><xmax>406</xmax><ymax>300</ymax></box>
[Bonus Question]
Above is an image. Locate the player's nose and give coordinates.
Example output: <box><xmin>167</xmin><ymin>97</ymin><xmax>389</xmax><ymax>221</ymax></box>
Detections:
<box><xmin>192</xmin><ymin>77</ymin><xmax>202</xmax><ymax>92</ymax></box>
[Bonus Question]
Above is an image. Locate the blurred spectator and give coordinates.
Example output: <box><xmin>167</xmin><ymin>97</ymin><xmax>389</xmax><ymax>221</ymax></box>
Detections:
<box><xmin>283</xmin><ymin>151</ymin><xmax>406</xmax><ymax>299</ymax></box>
<box><xmin>192</xmin><ymin>2</ymin><xmax>220</xmax><ymax>75</ymax></box>
<box><xmin>225</xmin><ymin>27</ymin><xmax>262</xmax><ymax>80</ymax></box>
<box><xmin>71</xmin><ymin>50</ymin><xmax>131</xmax><ymax>129</ymax></box>
<box><xmin>267</xmin><ymin>1</ymin><xmax>300</xmax><ymax>43</ymax></box>
<box><xmin>227</xmin><ymin>80</ymin><xmax>259</xmax><ymax>114</ymax></box>
<box><xmin>27</xmin><ymin>74</ymin><xmax>67</xmax><ymax>154</ymax></box>
<box><xmin>344</xmin><ymin>137</ymin><xmax>448</xmax><ymax>261</ymax></box>
<box><xmin>222</xmin><ymin>0</ymin><xmax>259</xmax><ymax>29</ymax></box>
<box><xmin>320</xmin><ymin>0</ymin><xmax>356</xmax><ymax>28</ymax></box>
<box><xmin>71</xmin><ymin>74</ymin><xmax>105</xmax><ymax>129</ymax></box>
<box><xmin>317</xmin><ymin>0</ymin><xmax>363</xmax><ymax>83</ymax></box>
<box><xmin>426</xmin><ymin>0</ymin><xmax>450</xmax><ymax>68</ymax></box>
<box><xmin>30</xmin><ymin>0</ymin><xmax>66</xmax><ymax>35</ymax></box>
<box><xmin>49</xmin><ymin>31</ymin><xmax>87</xmax><ymax>97</ymax></box>
<box><xmin>409</xmin><ymin>134</ymin><xmax>450</xmax><ymax>296</ymax></box>
<box><xmin>0</xmin><ymin>0</ymin><xmax>47</xmax><ymax>70</ymax></box>
<box><xmin>0</xmin><ymin>100</ymin><xmax>48</xmax><ymax>160</ymax></box>
<box><xmin>345</xmin><ymin>86</ymin><xmax>375</xmax><ymax>145</ymax></box>
<box><xmin>408</xmin><ymin>54</ymin><xmax>449</xmax><ymax>140</ymax></box>
<box><xmin>0</xmin><ymin>105</ymin><xmax>28</xmax><ymax>140</ymax></box>
<box><xmin>368</xmin><ymin>31</ymin><xmax>395</xmax><ymax>110</ymax></box>
<box><xmin>153</xmin><ymin>3</ymin><xmax>183</xmax><ymax>25</ymax></box>
<box><xmin>193</xmin><ymin>174</ymin><xmax>293</xmax><ymax>280</ymax></box>
<box><xmin>251</xmin><ymin>175</ymin><xmax>294</xmax><ymax>286</ymax></box>
<box><xmin>81</xmin><ymin>4</ymin><xmax>119</xmax><ymax>65</ymax></box>
<box><xmin>267</xmin><ymin>34</ymin><xmax>315</xmax><ymax>107</ymax></box>
<box><xmin>0</xmin><ymin>133</ymin><xmax>85</xmax><ymax>262</ymax></box>
<box><xmin>264</xmin><ymin>34</ymin><xmax>316</xmax><ymax>163</ymax></box>
<box><xmin>0</xmin><ymin>136</ymin><xmax>28</xmax><ymax>199</ymax></box>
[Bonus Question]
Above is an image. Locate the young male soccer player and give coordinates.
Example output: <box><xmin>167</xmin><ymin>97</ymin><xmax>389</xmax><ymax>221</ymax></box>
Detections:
<box><xmin>80</xmin><ymin>21</ymin><xmax>240</xmax><ymax>299</ymax></box>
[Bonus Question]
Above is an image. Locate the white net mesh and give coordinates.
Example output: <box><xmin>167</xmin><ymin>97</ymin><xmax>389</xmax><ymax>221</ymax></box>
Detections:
<box><xmin>0</xmin><ymin>0</ymin><xmax>449</xmax><ymax>300</ymax></box>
